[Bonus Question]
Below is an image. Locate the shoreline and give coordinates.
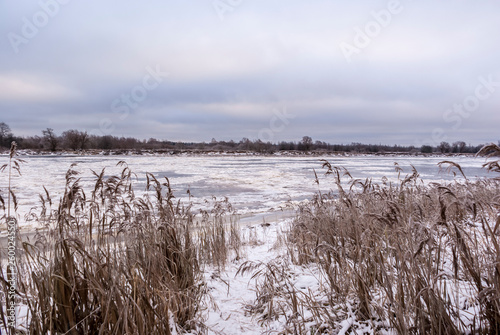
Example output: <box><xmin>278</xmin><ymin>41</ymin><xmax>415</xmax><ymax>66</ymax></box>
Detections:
<box><xmin>0</xmin><ymin>148</ymin><xmax>478</xmax><ymax>158</ymax></box>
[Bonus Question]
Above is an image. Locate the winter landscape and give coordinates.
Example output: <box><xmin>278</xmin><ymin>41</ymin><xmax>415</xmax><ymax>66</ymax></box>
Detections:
<box><xmin>1</xmin><ymin>148</ymin><xmax>499</xmax><ymax>334</ymax></box>
<box><xmin>2</xmin><ymin>0</ymin><xmax>500</xmax><ymax>334</ymax></box>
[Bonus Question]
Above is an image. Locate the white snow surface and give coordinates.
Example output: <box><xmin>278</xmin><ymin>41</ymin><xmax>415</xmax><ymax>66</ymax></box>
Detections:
<box><xmin>204</xmin><ymin>219</ymin><xmax>306</xmax><ymax>334</ymax></box>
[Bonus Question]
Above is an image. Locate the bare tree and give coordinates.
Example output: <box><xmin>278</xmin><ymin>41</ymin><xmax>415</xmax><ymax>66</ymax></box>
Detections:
<box><xmin>62</xmin><ymin>129</ymin><xmax>89</xmax><ymax>151</ymax></box>
<box><xmin>42</xmin><ymin>128</ymin><xmax>59</xmax><ymax>152</ymax></box>
<box><xmin>437</xmin><ymin>141</ymin><xmax>451</xmax><ymax>153</ymax></box>
<box><xmin>300</xmin><ymin>136</ymin><xmax>313</xmax><ymax>151</ymax></box>
<box><xmin>238</xmin><ymin>138</ymin><xmax>251</xmax><ymax>151</ymax></box>
<box><xmin>421</xmin><ymin>145</ymin><xmax>433</xmax><ymax>153</ymax></box>
<box><xmin>80</xmin><ymin>131</ymin><xmax>89</xmax><ymax>149</ymax></box>
<box><xmin>452</xmin><ymin>141</ymin><xmax>466</xmax><ymax>153</ymax></box>
<box><xmin>0</xmin><ymin>122</ymin><xmax>13</xmax><ymax>147</ymax></box>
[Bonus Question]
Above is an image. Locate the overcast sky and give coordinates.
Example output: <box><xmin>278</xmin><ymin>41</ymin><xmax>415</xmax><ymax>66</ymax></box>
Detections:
<box><xmin>1</xmin><ymin>0</ymin><xmax>499</xmax><ymax>145</ymax></box>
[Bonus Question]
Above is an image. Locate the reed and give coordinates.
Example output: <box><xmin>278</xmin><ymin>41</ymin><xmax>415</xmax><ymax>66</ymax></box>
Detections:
<box><xmin>4</xmin><ymin>162</ymin><xmax>213</xmax><ymax>334</ymax></box>
<box><xmin>280</xmin><ymin>150</ymin><xmax>500</xmax><ymax>334</ymax></box>
<box><xmin>235</xmin><ymin>144</ymin><xmax>500</xmax><ymax>334</ymax></box>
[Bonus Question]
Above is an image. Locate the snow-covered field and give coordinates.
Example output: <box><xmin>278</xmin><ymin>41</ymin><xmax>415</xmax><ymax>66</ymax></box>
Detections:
<box><xmin>0</xmin><ymin>154</ymin><xmax>490</xmax><ymax>231</ymax></box>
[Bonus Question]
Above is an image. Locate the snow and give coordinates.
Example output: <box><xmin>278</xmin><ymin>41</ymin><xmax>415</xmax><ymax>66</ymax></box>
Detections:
<box><xmin>202</xmin><ymin>219</ymin><xmax>397</xmax><ymax>334</ymax></box>
<box><xmin>200</xmin><ymin>215</ymin><xmax>493</xmax><ymax>334</ymax></box>
<box><xmin>203</xmin><ymin>219</ymin><xmax>298</xmax><ymax>334</ymax></box>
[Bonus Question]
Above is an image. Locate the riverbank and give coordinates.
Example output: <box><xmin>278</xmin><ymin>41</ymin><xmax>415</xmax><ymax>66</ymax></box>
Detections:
<box><xmin>0</xmin><ymin>148</ymin><xmax>478</xmax><ymax>158</ymax></box>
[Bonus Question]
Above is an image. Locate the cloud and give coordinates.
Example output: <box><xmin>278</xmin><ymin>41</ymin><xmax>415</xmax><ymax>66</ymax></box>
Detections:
<box><xmin>1</xmin><ymin>0</ymin><xmax>499</xmax><ymax>145</ymax></box>
<box><xmin>0</xmin><ymin>74</ymin><xmax>82</xmax><ymax>102</ymax></box>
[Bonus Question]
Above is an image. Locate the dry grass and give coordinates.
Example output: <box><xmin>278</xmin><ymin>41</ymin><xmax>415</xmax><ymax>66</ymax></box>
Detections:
<box><xmin>237</xmin><ymin>257</ymin><xmax>336</xmax><ymax>334</ymax></box>
<box><xmin>196</xmin><ymin>197</ymin><xmax>242</xmax><ymax>270</ymax></box>
<box><xmin>15</xmin><ymin>162</ymin><xmax>205</xmax><ymax>334</ymax></box>
<box><xmin>0</xmin><ymin>142</ymin><xmax>25</xmax><ymax>335</ymax></box>
<box><xmin>280</xmin><ymin>151</ymin><xmax>500</xmax><ymax>334</ymax></box>
<box><xmin>0</xmin><ymin>159</ymin><xmax>248</xmax><ymax>334</ymax></box>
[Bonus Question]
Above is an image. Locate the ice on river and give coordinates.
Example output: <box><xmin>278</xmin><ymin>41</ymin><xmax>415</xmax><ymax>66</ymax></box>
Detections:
<box><xmin>0</xmin><ymin>153</ymin><xmax>491</xmax><ymax>230</ymax></box>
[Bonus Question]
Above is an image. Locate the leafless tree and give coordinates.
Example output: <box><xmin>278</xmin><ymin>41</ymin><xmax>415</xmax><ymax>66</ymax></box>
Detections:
<box><xmin>62</xmin><ymin>129</ymin><xmax>89</xmax><ymax>151</ymax></box>
<box><xmin>42</xmin><ymin>128</ymin><xmax>59</xmax><ymax>152</ymax></box>
<box><xmin>0</xmin><ymin>122</ymin><xmax>13</xmax><ymax>147</ymax></box>
<box><xmin>300</xmin><ymin>136</ymin><xmax>313</xmax><ymax>151</ymax></box>
<box><xmin>438</xmin><ymin>141</ymin><xmax>451</xmax><ymax>153</ymax></box>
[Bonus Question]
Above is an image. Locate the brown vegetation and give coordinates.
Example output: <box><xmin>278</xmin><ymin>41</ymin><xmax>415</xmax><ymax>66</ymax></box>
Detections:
<box><xmin>0</xmin><ymin>153</ymin><xmax>245</xmax><ymax>334</ymax></box>
<box><xmin>277</xmin><ymin>145</ymin><xmax>500</xmax><ymax>333</ymax></box>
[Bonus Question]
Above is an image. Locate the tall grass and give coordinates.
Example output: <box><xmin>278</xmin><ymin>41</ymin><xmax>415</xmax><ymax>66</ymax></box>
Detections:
<box><xmin>0</xmin><ymin>151</ymin><xmax>246</xmax><ymax>334</ymax></box>
<box><xmin>196</xmin><ymin>197</ymin><xmax>236</xmax><ymax>270</ymax></box>
<box><xmin>1</xmin><ymin>161</ymin><xmax>218</xmax><ymax>334</ymax></box>
<box><xmin>281</xmin><ymin>147</ymin><xmax>500</xmax><ymax>334</ymax></box>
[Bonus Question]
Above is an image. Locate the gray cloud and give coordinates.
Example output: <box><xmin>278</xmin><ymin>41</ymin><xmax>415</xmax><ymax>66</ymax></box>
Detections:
<box><xmin>1</xmin><ymin>0</ymin><xmax>499</xmax><ymax>145</ymax></box>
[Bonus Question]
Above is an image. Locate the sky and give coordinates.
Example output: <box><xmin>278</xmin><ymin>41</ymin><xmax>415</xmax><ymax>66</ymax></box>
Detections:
<box><xmin>0</xmin><ymin>0</ymin><xmax>499</xmax><ymax>146</ymax></box>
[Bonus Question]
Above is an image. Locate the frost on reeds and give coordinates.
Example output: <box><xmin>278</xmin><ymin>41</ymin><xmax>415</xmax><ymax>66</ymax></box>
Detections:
<box><xmin>283</xmin><ymin>144</ymin><xmax>500</xmax><ymax>334</ymax></box>
<box><xmin>1</xmin><ymin>161</ymin><xmax>237</xmax><ymax>334</ymax></box>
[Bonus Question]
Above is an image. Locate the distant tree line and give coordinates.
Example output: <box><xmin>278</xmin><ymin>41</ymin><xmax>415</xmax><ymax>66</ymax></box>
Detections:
<box><xmin>0</xmin><ymin>123</ymin><xmax>489</xmax><ymax>154</ymax></box>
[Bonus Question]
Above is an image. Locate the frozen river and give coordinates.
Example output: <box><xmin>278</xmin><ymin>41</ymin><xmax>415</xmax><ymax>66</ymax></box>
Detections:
<box><xmin>0</xmin><ymin>153</ymin><xmax>494</xmax><ymax>230</ymax></box>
